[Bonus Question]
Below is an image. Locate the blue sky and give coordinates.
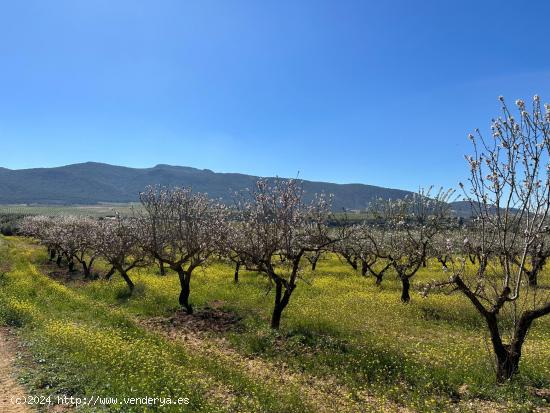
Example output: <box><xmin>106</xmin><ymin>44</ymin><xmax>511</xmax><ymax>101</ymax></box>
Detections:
<box><xmin>1</xmin><ymin>0</ymin><xmax>549</xmax><ymax>191</ymax></box>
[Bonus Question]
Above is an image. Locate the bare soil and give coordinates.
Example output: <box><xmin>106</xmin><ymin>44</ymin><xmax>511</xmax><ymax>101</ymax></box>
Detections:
<box><xmin>145</xmin><ymin>305</ymin><xmax>243</xmax><ymax>335</ymax></box>
<box><xmin>0</xmin><ymin>327</ymin><xmax>32</xmax><ymax>413</ymax></box>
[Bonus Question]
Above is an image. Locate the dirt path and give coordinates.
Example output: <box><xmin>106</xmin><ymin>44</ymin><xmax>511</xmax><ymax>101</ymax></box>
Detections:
<box><xmin>0</xmin><ymin>328</ymin><xmax>32</xmax><ymax>413</ymax></box>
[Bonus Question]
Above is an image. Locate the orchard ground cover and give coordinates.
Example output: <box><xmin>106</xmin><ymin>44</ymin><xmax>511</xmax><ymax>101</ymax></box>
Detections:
<box><xmin>0</xmin><ymin>235</ymin><xmax>548</xmax><ymax>412</ymax></box>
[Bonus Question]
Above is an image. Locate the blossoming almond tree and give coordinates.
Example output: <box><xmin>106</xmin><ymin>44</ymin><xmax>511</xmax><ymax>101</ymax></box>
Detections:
<box><xmin>426</xmin><ymin>96</ymin><xmax>550</xmax><ymax>382</ymax></box>
<box><xmin>522</xmin><ymin>236</ymin><xmax>550</xmax><ymax>287</ymax></box>
<box><xmin>68</xmin><ymin>217</ymin><xmax>99</xmax><ymax>278</ymax></box>
<box><xmin>20</xmin><ymin>215</ymin><xmax>58</xmax><ymax>260</ymax></box>
<box><xmin>230</xmin><ymin>179</ymin><xmax>335</xmax><ymax>329</ymax></box>
<box><xmin>332</xmin><ymin>224</ymin><xmax>363</xmax><ymax>272</ymax></box>
<box><xmin>21</xmin><ymin>215</ymin><xmax>99</xmax><ymax>277</ymax></box>
<box><xmin>95</xmin><ymin>215</ymin><xmax>149</xmax><ymax>293</ymax></box>
<box><xmin>138</xmin><ymin>186</ymin><xmax>228</xmax><ymax>314</ymax></box>
<box><xmin>369</xmin><ymin>188</ymin><xmax>454</xmax><ymax>302</ymax></box>
<box><xmin>349</xmin><ymin>224</ymin><xmax>391</xmax><ymax>282</ymax></box>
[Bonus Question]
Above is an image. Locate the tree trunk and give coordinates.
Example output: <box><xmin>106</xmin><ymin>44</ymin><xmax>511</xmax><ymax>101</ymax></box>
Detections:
<box><xmin>310</xmin><ymin>252</ymin><xmax>320</xmax><ymax>271</ymax></box>
<box><xmin>343</xmin><ymin>255</ymin><xmax>358</xmax><ymax>271</ymax></box>
<box><xmin>49</xmin><ymin>249</ymin><xmax>56</xmax><ymax>261</ymax></box>
<box><xmin>68</xmin><ymin>260</ymin><xmax>75</xmax><ymax>273</ymax></box>
<box><xmin>361</xmin><ymin>261</ymin><xmax>368</xmax><ymax>276</ymax></box>
<box><xmin>494</xmin><ymin>308</ymin><xmax>542</xmax><ymax>382</ymax></box>
<box><xmin>311</xmin><ymin>258</ymin><xmax>318</xmax><ymax>271</ymax></box>
<box><xmin>56</xmin><ymin>255</ymin><xmax>62</xmax><ymax>266</ymax></box>
<box><xmin>485</xmin><ymin>312</ymin><xmax>523</xmax><ymax>383</ymax></box>
<box><xmin>479</xmin><ymin>255</ymin><xmax>488</xmax><ymax>276</ymax></box>
<box><xmin>234</xmin><ymin>261</ymin><xmax>240</xmax><ymax>283</ymax></box>
<box><xmin>527</xmin><ymin>271</ymin><xmax>537</xmax><ymax>287</ymax></box>
<box><xmin>367</xmin><ymin>262</ymin><xmax>390</xmax><ymax>286</ymax></box>
<box><xmin>177</xmin><ymin>268</ymin><xmax>193</xmax><ymax>314</ymax></box>
<box><xmin>400</xmin><ymin>276</ymin><xmax>411</xmax><ymax>303</ymax></box>
<box><xmin>526</xmin><ymin>253</ymin><xmax>545</xmax><ymax>287</ymax></box>
<box><xmin>271</xmin><ymin>280</ymin><xmax>293</xmax><ymax>329</ymax></box>
<box><xmin>82</xmin><ymin>262</ymin><xmax>91</xmax><ymax>279</ymax></box>
<box><xmin>159</xmin><ymin>260</ymin><xmax>166</xmax><ymax>276</ymax></box>
<box><xmin>454</xmin><ymin>275</ymin><xmax>548</xmax><ymax>384</ymax></box>
<box><xmin>495</xmin><ymin>346</ymin><xmax>520</xmax><ymax>382</ymax></box>
<box><xmin>119</xmin><ymin>269</ymin><xmax>135</xmax><ymax>294</ymax></box>
<box><xmin>82</xmin><ymin>258</ymin><xmax>94</xmax><ymax>279</ymax></box>
<box><xmin>105</xmin><ymin>266</ymin><xmax>116</xmax><ymax>280</ymax></box>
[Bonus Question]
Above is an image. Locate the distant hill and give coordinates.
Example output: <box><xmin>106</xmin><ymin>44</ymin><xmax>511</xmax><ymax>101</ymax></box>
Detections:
<box><xmin>448</xmin><ymin>200</ymin><xmax>474</xmax><ymax>218</ymax></box>
<box><xmin>448</xmin><ymin>200</ymin><xmax>521</xmax><ymax>219</ymax></box>
<box><xmin>0</xmin><ymin>162</ymin><xmax>416</xmax><ymax>211</ymax></box>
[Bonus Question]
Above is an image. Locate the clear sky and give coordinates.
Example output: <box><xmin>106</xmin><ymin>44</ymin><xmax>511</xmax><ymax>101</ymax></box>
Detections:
<box><xmin>1</xmin><ymin>1</ymin><xmax>549</xmax><ymax>191</ymax></box>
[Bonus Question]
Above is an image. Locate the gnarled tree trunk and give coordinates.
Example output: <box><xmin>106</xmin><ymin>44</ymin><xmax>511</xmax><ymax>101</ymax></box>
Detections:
<box><xmin>485</xmin><ymin>312</ymin><xmax>522</xmax><ymax>382</ymax></box>
<box><xmin>271</xmin><ymin>280</ymin><xmax>294</xmax><ymax>329</ymax></box>
<box><xmin>364</xmin><ymin>261</ymin><xmax>390</xmax><ymax>286</ymax></box>
<box><xmin>308</xmin><ymin>251</ymin><xmax>321</xmax><ymax>271</ymax></box>
<box><xmin>119</xmin><ymin>268</ymin><xmax>135</xmax><ymax>294</ymax></box>
<box><xmin>234</xmin><ymin>261</ymin><xmax>240</xmax><ymax>283</ymax></box>
<box><xmin>105</xmin><ymin>266</ymin><xmax>116</xmax><ymax>280</ymax></box>
<box><xmin>361</xmin><ymin>260</ymin><xmax>368</xmax><ymax>276</ymax></box>
<box><xmin>400</xmin><ymin>276</ymin><xmax>411</xmax><ymax>303</ymax></box>
<box><xmin>177</xmin><ymin>268</ymin><xmax>193</xmax><ymax>314</ymax></box>
<box><xmin>344</xmin><ymin>255</ymin><xmax>358</xmax><ymax>271</ymax></box>
<box><xmin>81</xmin><ymin>258</ymin><xmax>94</xmax><ymax>279</ymax></box>
<box><xmin>527</xmin><ymin>253</ymin><xmax>545</xmax><ymax>287</ymax></box>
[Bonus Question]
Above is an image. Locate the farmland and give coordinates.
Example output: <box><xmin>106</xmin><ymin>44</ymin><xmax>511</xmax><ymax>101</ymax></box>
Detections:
<box><xmin>0</xmin><ymin>235</ymin><xmax>548</xmax><ymax>412</ymax></box>
<box><xmin>0</xmin><ymin>204</ymin><xmax>139</xmax><ymax>218</ymax></box>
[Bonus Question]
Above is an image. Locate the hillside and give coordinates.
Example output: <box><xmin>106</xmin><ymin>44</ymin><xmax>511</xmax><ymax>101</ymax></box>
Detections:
<box><xmin>0</xmin><ymin>162</ymin><xmax>414</xmax><ymax>210</ymax></box>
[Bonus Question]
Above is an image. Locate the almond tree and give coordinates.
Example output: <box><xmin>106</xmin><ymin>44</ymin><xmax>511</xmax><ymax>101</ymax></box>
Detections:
<box><xmin>358</xmin><ymin>226</ymin><xmax>392</xmax><ymax>284</ymax></box>
<box><xmin>429</xmin><ymin>226</ymin><xmax>466</xmax><ymax>270</ymax></box>
<box><xmin>338</xmin><ymin>223</ymin><xmax>393</xmax><ymax>283</ymax></box>
<box><xmin>95</xmin><ymin>216</ymin><xmax>149</xmax><ymax>293</ymax></box>
<box><xmin>370</xmin><ymin>188</ymin><xmax>454</xmax><ymax>302</ymax></box>
<box><xmin>47</xmin><ymin>217</ymin><xmax>79</xmax><ymax>271</ymax></box>
<box><xmin>20</xmin><ymin>215</ymin><xmax>57</xmax><ymax>263</ymax></box>
<box><xmin>21</xmin><ymin>215</ymin><xmax>97</xmax><ymax>275</ymax></box>
<box><xmin>462</xmin><ymin>219</ymin><xmax>498</xmax><ymax>277</ymax></box>
<box><xmin>305</xmin><ymin>250</ymin><xmax>323</xmax><ymax>271</ymax></box>
<box><xmin>230</xmin><ymin>179</ymin><xmax>335</xmax><ymax>329</ymax></box>
<box><xmin>220</xmin><ymin>223</ymin><xmax>251</xmax><ymax>283</ymax></box>
<box><xmin>20</xmin><ymin>215</ymin><xmax>58</xmax><ymax>260</ymax></box>
<box><xmin>513</xmin><ymin>231</ymin><xmax>550</xmax><ymax>287</ymax></box>
<box><xmin>70</xmin><ymin>217</ymin><xmax>99</xmax><ymax>278</ymax></box>
<box><xmin>332</xmin><ymin>227</ymin><xmax>361</xmax><ymax>272</ymax></box>
<box><xmin>39</xmin><ymin>217</ymin><xmax>84</xmax><ymax>273</ymax></box>
<box><xmin>425</xmin><ymin>96</ymin><xmax>550</xmax><ymax>382</ymax></box>
<box><xmin>138</xmin><ymin>186</ymin><xmax>228</xmax><ymax>314</ymax></box>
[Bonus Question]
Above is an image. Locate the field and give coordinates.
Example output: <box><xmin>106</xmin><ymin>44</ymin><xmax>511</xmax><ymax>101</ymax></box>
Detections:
<box><xmin>0</xmin><ymin>204</ymin><xmax>140</xmax><ymax>217</ymax></box>
<box><xmin>0</xmin><ymin>235</ymin><xmax>549</xmax><ymax>412</ymax></box>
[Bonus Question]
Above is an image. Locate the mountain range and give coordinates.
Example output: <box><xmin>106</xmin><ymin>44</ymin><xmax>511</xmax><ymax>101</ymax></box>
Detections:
<box><xmin>0</xmin><ymin>162</ymin><xmax>470</xmax><ymax>214</ymax></box>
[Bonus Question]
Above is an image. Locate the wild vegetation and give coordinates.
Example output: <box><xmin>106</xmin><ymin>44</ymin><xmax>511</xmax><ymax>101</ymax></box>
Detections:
<box><xmin>0</xmin><ymin>96</ymin><xmax>549</xmax><ymax>411</ymax></box>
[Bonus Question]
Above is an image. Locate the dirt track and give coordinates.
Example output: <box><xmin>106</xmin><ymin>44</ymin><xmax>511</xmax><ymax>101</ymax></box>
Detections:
<box><xmin>0</xmin><ymin>328</ymin><xmax>31</xmax><ymax>412</ymax></box>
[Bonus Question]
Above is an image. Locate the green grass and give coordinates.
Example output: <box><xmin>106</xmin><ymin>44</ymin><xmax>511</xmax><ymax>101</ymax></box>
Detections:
<box><xmin>0</xmin><ymin>236</ymin><xmax>549</xmax><ymax>412</ymax></box>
